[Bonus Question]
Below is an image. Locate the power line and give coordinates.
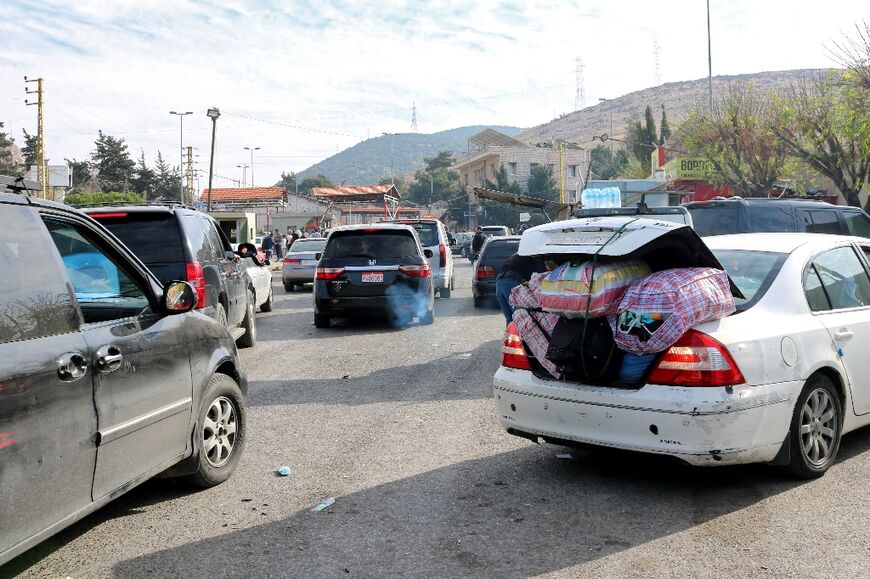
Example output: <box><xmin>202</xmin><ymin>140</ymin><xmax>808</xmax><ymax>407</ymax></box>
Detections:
<box><xmin>222</xmin><ymin>112</ymin><xmax>364</xmax><ymax>139</ymax></box>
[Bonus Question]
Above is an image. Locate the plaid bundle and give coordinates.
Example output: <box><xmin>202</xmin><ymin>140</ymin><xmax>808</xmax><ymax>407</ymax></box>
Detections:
<box><xmin>540</xmin><ymin>260</ymin><xmax>651</xmax><ymax>318</ymax></box>
<box><xmin>608</xmin><ymin>267</ymin><xmax>735</xmax><ymax>355</ymax></box>
<box><xmin>510</xmin><ymin>272</ymin><xmax>561</xmax><ymax>378</ymax></box>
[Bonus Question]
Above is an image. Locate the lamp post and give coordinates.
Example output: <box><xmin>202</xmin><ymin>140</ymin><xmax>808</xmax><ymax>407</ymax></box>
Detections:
<box><xmin>206</xmin><ymin>108</ymin><xmax>220</xmax><ymax>212</ymax></box>
<box><xmin>243</xmin><ymin>146</ymin><xmax>260</xmax><ymax>187</ymax></box>
<box><xmin>236</xmin><ymin>164</ymin><xmax>249</xmax><ymax>187</ymax></box>
<box><xmin>170</xmin><ymin>111</ymin><xmax>192</xmax><ymax>202</ymax></box>
<box><xmin>598</xmin><ymin>98</ymin><xmax>613</xmax><ymax>157</ymax></box>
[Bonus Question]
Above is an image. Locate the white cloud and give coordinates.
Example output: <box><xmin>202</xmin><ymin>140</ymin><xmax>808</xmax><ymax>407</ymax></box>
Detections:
<box><xmin>0</xmin><ymin>0</ymin><xmax>865</xmax><ymax>187</ymax></box>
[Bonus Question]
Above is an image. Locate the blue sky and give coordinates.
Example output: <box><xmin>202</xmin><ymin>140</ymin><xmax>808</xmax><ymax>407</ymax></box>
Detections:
<box><xmin>0</xmin><ymin>0</ymin><xmax>866</xmax><ymax>188</ymax></box>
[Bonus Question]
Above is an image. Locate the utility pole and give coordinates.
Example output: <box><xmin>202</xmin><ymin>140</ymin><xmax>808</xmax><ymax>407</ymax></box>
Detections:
<box><xmin>24</xmin><ymin>76</ymin><xmax>48</xmax><ymax>198</ymax></box>
<box><xmin>185</xmin><ymin>146</ymin><xmax>195</xmax><ymax>204</ymax></box>
<box><xmin>574</xmin><ymin>57</ymin><xmax>586</xmax><ymax>110</ymax></box>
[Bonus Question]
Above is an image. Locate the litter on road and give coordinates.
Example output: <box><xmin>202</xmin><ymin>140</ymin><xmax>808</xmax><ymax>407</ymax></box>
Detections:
<box><xmin>310</xmin><ymin>497</ymin><xmax>336</xmax><ymax>512</ymax></box>
<box><xmin>277</xmin><ymin>466</ymin><xmax>292</xmax><ymax>476</ymax></box>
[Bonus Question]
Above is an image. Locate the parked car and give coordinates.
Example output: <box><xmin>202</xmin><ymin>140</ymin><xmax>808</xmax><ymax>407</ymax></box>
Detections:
<box><xmin>383</xmin><ymin>219</ymin><xmax>455</xmax><ymax>297</ymax></box>
<box><xmin>0</xmin><ymin>193</ymin><xmax>248</xmax><ymax>565</ymax></box>
<box><xmin>451</xmin><ymin>231</ymin><xmax>474</xmax><ymax>256</ymax></box>
<box><xmin>683</xmin><ymin>197</ymin><xmax>870</xmax><ymax>238</ymax></box>
<box><xmin>85</xmin><ymin>205</ymin><xmax>257</xmax><ymax>347</ymax></box>
<box><xmin>494</xmin><ymin>216</ymin><xmax>870</xmax><ymax>477</ymax></box>
<box><xmin>236</xmin><ymin>242</ymin><xmax>273</xmax><ymax>312</ymax></box>
<box><xmin>283</xmin><ymin>237</ymin><xmax>327</xmax><ymax>292</ymax></box>
<box><xmin>472</xmin><ymin>235</ymin><xmax>521</xmax><ymax>308</ymax></box>
<box><xmin>481</xmin><ymin>225</ymin><xmax>512</xmax><ymax>237</ymax></box>
<box><xmin>313</xmin><ymin>223</ymin><xmax>435</xmax><ymax>328</ymax></box>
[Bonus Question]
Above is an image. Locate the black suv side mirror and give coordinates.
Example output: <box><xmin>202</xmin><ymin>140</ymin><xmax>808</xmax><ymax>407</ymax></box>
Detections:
<box><xmin>423</xmin><ymin>249</ymin><xmax>434</xmax><ymax>258</ymax></box>
<box><xmin>163</xmin><ymin>281</ymin><xmax>196</xmax><ymax>313</ymax></box>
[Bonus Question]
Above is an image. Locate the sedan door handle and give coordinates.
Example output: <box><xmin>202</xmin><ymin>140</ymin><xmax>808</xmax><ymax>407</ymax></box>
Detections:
<box><xmin>834</xmin><ymin>330</ymin><xmax>854</xmax><ymax>342</ymax></box>
<box><xmin>57</xmin><ymin>352</ymin><xmax>89</xmax><ymax>382</ymax></box>
<box><xmin>95</xmin><ymin>345</ymin><xmax>123</xmax><ymax>373</ymax></box>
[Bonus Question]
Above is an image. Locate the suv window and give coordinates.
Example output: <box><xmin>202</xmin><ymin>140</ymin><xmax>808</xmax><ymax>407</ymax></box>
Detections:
<box><xmin>802</xmin><ymin>210</ymin><xmax>841</xmax><ymax>235</ymax></box>
<box><xmin>804</xmin><ymin>246</ymin><xmax>870</xmax><ymax>311</ymax></box>
<box><xmin>747</xmin><ymin>205</ymin><xmax>795</xmax><ymax>232</ymax></box>
<box><xmin>397</xmin><ymin>222</ymin><xmax>438</xmax><ymax>246</ymax></box>
<box><xmin>842</xmin><ymin>211</ymin><xmax>870</xmax><ymax>238</ymax></box>
<box><xmin>483</xmin><ymin>239</ymin><xmax>520</xmax><ymax>259</ymax></box>
<box><xmin>685</xmin><ymin>204</ymin><xmax>739</xmax><ymax>236</ymax></box>
<box><xmin>325</xmin><ymin>231</ymin><xmax>419</xmax><ymax>259</ymax></box>
<box><xmin>93</xmin><ymin>212</ymin><xmax>185</xmax><ymax>263</ymax></box>
<box><xmin>0</xmin><ymin>206</ymin><xmax>79</xmax><ymax>343</ymax></box>
<box><xmin>45</xmin><ymin>219</ymin><xmax>150</xmax><ymax>323</ymax></box>
<box><xmin>180</xmin><ymin>214</ymin><xmax>215</xmax><ymax>262</ymax></box>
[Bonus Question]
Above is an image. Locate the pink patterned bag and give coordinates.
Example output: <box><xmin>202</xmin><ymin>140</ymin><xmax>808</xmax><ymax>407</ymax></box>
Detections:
<box><xmin>608</xmin><ymin>268</ymin><xmax>735</xmax><ymax>355</ymax></box>
<box><xmin>510</xmin><ymin>272</ymin><xmax>561</xmax><ymax>378</ymax></box>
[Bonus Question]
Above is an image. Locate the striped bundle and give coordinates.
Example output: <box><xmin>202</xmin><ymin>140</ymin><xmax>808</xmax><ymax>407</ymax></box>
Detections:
<box><xmin>540</xmin><ymin>260</ymin><xmax>651</xmax><ymax>319</ymax></box>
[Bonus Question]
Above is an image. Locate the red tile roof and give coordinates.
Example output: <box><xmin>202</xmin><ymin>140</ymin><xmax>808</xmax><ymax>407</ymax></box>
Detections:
<box><xmin>200</xmin><ymin>187</ymin><xmax>286</xmax><ymax>203</ymax></box>
<box><xmin>312</xmin><ymin>184</ymin><xmax>399</xmax><ymax>200</ymax></box>
<box><xmin>348</xmin><ymin>206</ymin><xmax>421</xmax><ymax>214</ymax></box>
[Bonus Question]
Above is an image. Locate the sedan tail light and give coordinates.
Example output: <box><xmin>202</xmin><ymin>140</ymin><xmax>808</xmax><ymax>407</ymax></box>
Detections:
<box><xmin>647</xmin><ymin>329</ymin><xmax>745</xmax><ymax>387</ymax></box>
<box><xmin>476</xmin><ymin>265</ymin><xmax>497</xmax><ymax>279</ymax></box>
<box><xmin>315</xmin><ymin>267</ymin><xmax>345</xmax><ymax>281</ymax></box>
<box><xmin>184</xmin><ymin>261</ymin><xmax>207</xmax><ymax>309</ymax></box>
<box><xmin>398</xmin><ymin>264</ymin><xmax>431</xmax><ymax>278</ymax></box>
<box><xmin>284</xmin><ymin>258</ymin><xmax>301</xmax><ymax>265</ymax></box>
<box><xmin>501</xmin><ymin>322</ymin><xmax>531</xmax><ymax>370</ymax></box>
<box><xmin>439</xmin><ymin>243</ymin><xmax>447</xmax><ymax>268</ymax></box>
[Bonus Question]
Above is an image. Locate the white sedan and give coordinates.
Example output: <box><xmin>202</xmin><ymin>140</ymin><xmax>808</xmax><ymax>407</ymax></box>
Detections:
<box><xmin>494</xmin><ymin>220</ymin><xmax>870</xmax><ymax>477</ymax></box>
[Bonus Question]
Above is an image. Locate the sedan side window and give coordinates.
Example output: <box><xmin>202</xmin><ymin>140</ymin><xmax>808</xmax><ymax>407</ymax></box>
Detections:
<box><xmin>0</xmin><ymin>206</ymin><xmax>79</xmax><ymax>343</ymax></box>
<box><xmin>44</xmin><ymin>219</ymin><xmax>151</xmax><ymax>324</ymax></box>
<box><xmin>809</xmin><ymin>246</ymin><xmax>870</xmax><ymax>310</ymax></box>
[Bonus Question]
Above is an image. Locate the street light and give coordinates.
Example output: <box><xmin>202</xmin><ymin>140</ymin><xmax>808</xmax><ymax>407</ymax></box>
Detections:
<box><xmin>243</xmin><ymin>146</ymin><xmax>260</xmax><ymax>187</ymax></box>
<box><xmin>236</xmin><ymin>163</ymin><xmax>249</xmax><ymax>187</ymax></box>
<box><xmin>598</xmin><ymin>98</ymin><xmax>613</xmax><ymax>157</ymax></box>
<box><xmin>170</xmin><ymin>111</ymin><xmax>192</xmax><ymax>202</ymax></box>
<box><xmin>382</xmin><ymin>132</ymin><xmax>394</xmax><ymax>186</ymax></box>
<box><xmin>206</xmin><ymin>107</ymin><xmax>220</xmax><ymax>212</ymax></box>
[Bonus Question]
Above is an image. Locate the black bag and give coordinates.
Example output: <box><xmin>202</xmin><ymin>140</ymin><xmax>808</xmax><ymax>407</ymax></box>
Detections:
<box><xmin>545</xmin><ymin>317</ymin><xmax>623</xmax><ymax>384</ymax></box>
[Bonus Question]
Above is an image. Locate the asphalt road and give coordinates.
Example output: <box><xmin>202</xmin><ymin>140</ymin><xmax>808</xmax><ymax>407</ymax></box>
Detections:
<box><xmin>5</xmin><ymin>261</ymin><xmax>870</xmax><ymax>578</ymax></box>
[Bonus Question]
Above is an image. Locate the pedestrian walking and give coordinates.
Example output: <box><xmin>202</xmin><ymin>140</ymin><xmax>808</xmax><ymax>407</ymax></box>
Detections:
<box><xmin>274</xmin><ymin>228</ymin><xmax>285</xmax><ymax>259</ymax></box>
<box><xmin>470</xmin><ymin>226</ymin><xmax>485</xmax><ymax>262</ymax></box>
<box><xmin>496</xmin><ymin>253</ymin><xmax>548</xmax><ymax>324</ymax></box>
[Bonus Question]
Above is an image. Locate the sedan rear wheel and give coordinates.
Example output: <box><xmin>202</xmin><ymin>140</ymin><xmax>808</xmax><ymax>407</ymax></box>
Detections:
<box><xmin>285</xmin><ymin>283</ymin><xmax>295</xmax><ymax>293</ymax></box>
<box><xmin>785</xmin><ymin>374</ymin><xmax>842</xmax><ymax>478</ymax></box>
<box><xmin>260</xmin><ymin>286</ymin><xmax>274</xmax><ymax>312</ymax></box>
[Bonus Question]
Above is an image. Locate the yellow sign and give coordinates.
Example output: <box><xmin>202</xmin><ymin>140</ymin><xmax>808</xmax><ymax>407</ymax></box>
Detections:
<box><xmin>665</xmin><ymin>157</ymin><xmax>715</xmax><ymax>180</ymax></box>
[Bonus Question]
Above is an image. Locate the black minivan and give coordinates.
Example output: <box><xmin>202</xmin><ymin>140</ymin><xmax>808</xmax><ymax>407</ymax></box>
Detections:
<box><xmin>313</xmin><ymin>224</ymin><xmax>435</xmax><ymax>328</ymax></box>
<box><xmin>0</xmin><ymin>192</ymin><xmax>247</xmax><ymax>565</ymax></box>
<box><xmin>85</xmin><ymin>205</ymin><xmax>257</xmax><ymax>347</ymax></box>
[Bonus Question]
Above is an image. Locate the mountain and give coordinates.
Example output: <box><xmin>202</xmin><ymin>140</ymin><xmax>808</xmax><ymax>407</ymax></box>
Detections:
<box><xmin>296</xmin><ymin>125</ymin><xmax>523</xmax><ymax>184</ymax></box>
<box><xmin>516</xmin><ymin>69</ymin><xmax>831</xmax><ymax>147</ymax></box>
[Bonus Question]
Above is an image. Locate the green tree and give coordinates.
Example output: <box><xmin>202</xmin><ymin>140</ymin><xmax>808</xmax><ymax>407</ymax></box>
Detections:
<box><xmin>643</xmin><ymin>105</ymin><xmax>658</xmax><ymax>149</ymax></box>
<box><xmin>130</xmin><ymin>151</ymin><xmax>155</xmax><ymax>198</ymax></box>
<box><xmin>478</xmin><ymin>163</ymin><xmax>525</xmax><ymax>228</ymax></box>
<box><xmin>590</xmin><ymin>145</ymin><xmax>629</xmax><ymax>179</ymax></box>
<box><xmin>277</xmin><ymin>171</ymin><xmax>297</xmax><ymax>192</ymax></box>
<box><xmin>65</xmin><ymin>191</ymin><xmax>143</xmax><ymax>207</ymax></box>
<box><xmin>407</xmin><ymin>151</ymin><xmax>461</xmax><ymax>205</ymax></box>
<box><xmin>65</xmin><ymin>158</ymin><xmax>94</xmax><ymax>192</ymax></box>
<box><xmin>298</xmin><ymin>174</ymin><xmax>334</xmax><ymax>194</ymax></box>
<box><xmin>659</xmin><ymin>105</ymin><xmax>672</xmax><ymax>145</ymax></box>
<box><xmin>679</xmin><ymin>82</ymin><xmax>789</xmax><ymax>198</ymax></box>
<box><xmin>91</xmin><ymin>131</ymin><xmax>135</xmax><ymax>192</ymax></box>
<box><xmin>831</xmin><ymin>20</ymin><xmax>870</xmax><ymax>90</ymax></box>
<box><xmin>421</xmin><ymin>151</ymin><xmax>454</xmax><ymax>170</ymax></box>
<box><xmin>527</xmin><ymin>164</ymin><xmax>556</xmax><ymax>199</ymax></box>
<box><xmin>0</xmin><ymin>122</ymin><xmax>20</xmax><ymax>176</ymax></box>
<box><xmin>20</xmin><ymin>129</ymin><xmax>37</xmax><ymax>169</ymax></box>
<box><xmin>151</xmin><ymin>151</ymin><xmax>181</xmax><ymax>201</ymax></box>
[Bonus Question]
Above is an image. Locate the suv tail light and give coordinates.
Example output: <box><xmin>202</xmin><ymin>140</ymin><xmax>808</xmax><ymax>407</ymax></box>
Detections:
<box><xmin>185</xmin><ymin>262</ymin><xmax>207</xmax><ymax>309</ymax></box>
<box><xmin>315</xmin><ymin>267</ymin><xmax>345</xmax><ymax>281</ymax></box>
<box><xmin>399</xmin><ymin>264</ymin><xmax>431</xmax><ymax>278</ymax></box>
<box><xmin>476</xmin><ymin>265</ymin><xmax>496</xmax><ymax>279</ymax></box>
<box><xmin>90</xmin><ymin>212</ymin><xmax>129</xmax><ymax>219</ymax></box>
<box><xmin>502</xmin><ymin>322</ymin><xmax>531</xmax><ymax>370</ymax></box>
<box><xmin>439</xmin><ymin>243</ymin><xmax>447</xmax><ymax>268</ymax></box>
<box><xmin>647</xmin><ymin>329</ymin><xmax>745</xmax><ymax>387</ymax></box>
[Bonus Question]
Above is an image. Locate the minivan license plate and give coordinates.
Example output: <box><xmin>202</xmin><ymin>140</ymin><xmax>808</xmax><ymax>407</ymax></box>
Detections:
<box><xmin>361</xmin><ymin>272</ymin><xmax>383</xmax><ymax>283</ymax></box>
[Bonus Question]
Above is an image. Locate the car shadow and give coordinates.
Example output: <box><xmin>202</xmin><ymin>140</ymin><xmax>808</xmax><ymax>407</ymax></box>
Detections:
<box><xmin>106</xmin><ymin>426</ymin><xmax>870</xmax><ymax>578</ymax></box>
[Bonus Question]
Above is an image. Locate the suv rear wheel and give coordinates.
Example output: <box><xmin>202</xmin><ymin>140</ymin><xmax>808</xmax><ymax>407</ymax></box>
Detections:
<box><xmin>260</xmin><ymin>286</ymin><xmax>274</xmax><ymax>312</ymax></box>
<box><xmin>183</xmin><ymin>373</ymin><xmax>246</xmax><ymax>488</ymax></box>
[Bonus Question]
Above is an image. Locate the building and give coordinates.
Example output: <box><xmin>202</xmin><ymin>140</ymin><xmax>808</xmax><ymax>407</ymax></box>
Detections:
<box><xmin>452</xmin><ymin>129</ymin><xmax>591</xmax><ymax>200</ymax></box>
<box><xmin>312</xmin><ymin>184</ymin><xmax>421</xmax><ymax>225</ymax></box>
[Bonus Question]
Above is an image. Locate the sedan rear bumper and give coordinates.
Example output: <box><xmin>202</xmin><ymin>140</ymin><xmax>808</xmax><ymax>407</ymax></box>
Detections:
<box><xmin>493</xmin><ymin>366</ymin><xmax>802</xmax><ymax>466</ymax></box>
<box><xmin>282</xmin><ymin>267</ymin><xmax>316</xmax><ymax>283</ymax></box>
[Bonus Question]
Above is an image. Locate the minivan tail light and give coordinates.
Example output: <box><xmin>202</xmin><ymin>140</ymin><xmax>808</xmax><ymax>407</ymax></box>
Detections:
<box><xmin>476</xmin><ymin>265</ymin><xmax>497</xmax><ymax>279</ymax></box>
<box><xmin>439</xmin><ymin>243</ymin><xmax>447</xmax><ymax>268</ymax></box>
<box><xmin>502</xmin><ymin>322</ymin><xmax>531</xmax><ymax>370</ymax></box>
<box><xmin>184</xmin><ymin>262</ymin><xmax>206</xmax><ymax>309</ymax></box>
<box><xmin>399</xmin><ymin>264</ymin><xmax>431</xmax><ymax>278</ymax></box>
<box><xmin>647</xmin><ymin>329</ymin><xmax>745</xmax><ymax>387</ymax></box>
<box><xmin>315</xmin><ymin>267</ymin><xmax>345</xmax><ymax>281</ymax></box>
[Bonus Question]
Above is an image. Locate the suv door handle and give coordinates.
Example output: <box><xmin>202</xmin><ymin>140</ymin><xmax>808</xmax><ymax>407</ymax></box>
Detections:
<box><xmin>57</xmin><ymin>352</ymin><xmax>89</xmax><ymax>382</ymax></box>
<box><xmin>834</xmin><ymin>330</ymin><xmax>854</xmax><ymax>342</ymax></box>
<box><xmin>95</xmin><ymin>345</ymin><xmax>123</xmax><ymax>373</ymax></box>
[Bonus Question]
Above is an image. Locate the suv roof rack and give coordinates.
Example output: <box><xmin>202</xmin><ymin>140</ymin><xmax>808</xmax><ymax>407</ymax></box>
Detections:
<box><xmin>74</xmin><ymin>200</ymin><xmax>198</xmax><ymax>210</ymax></box>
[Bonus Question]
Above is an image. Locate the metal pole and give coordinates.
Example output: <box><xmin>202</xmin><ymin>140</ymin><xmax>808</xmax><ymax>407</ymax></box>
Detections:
<box><xmin>179</xmin><ymin>114</ymin><xmax>184</xmax><ymax>201</ymax></box>
<box><xmin>206</xmin><ymin>108</ymin><xmax>220</xmax><ymax>212</ymax></box>
<box><xmin>707</xmin><ymin>0</ymin><xmax>713</xmax><ymax>114</ymax></box>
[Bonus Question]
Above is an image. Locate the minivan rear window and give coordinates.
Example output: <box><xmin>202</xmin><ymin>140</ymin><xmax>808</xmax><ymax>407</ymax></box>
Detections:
<box><xmin>325</xmin><ymin>231</ymin><xmax>419</xmax><ymax>259</ymax></box>
<box><xmin>92</xmin><ymin>213</ymin><xmax>185</xmax><ymax>264</ymax></box>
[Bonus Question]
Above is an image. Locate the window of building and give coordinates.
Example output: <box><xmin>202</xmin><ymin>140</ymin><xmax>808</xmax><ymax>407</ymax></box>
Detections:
<box><xmin>530</xmin><ymin>163</ymin><xmax>539</xmax><ymax>172</ymax></box>
<box><xmin>568</xmin><ymin>165</ymin><xmax>577</xmax><ymax>177</ymax></box>
<box><xmin>508</xmin><ymin>162</ymin><xmax>517</xmax><ymax>175</ymax></box>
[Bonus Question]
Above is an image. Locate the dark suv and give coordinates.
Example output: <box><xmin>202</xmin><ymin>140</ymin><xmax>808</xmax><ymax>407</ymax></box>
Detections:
<box><xmin>683</xmin><ymin>198</ymin><xmax>870</xmax><ymax>238</ymax></box>
<box><xmin>85</xmin><ymin>205</ymin><xmax>257</xmax><ymax>347</ymax></box>
<box><xmin>0</xmin><ymin>193</ymin><xmax>247</xmax><ymax>565</ymax></box>
<box><xmin>313</xmin><ymin>224</ymin><xmax>435</xmax><ymax>328</ymax></box>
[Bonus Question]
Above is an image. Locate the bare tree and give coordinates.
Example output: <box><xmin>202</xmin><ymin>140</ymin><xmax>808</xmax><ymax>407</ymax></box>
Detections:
<box><xmin>830</xmin><ymin>20</ymin><xmax>870</xmax><ymax>90</ymax></box>
<box><xmin>679</xmin><ymin>83</ymin><xmax>789</xmax><ymax>197</ymax></box>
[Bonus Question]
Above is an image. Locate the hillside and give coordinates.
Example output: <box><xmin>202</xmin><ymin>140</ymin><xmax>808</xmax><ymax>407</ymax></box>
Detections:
<box><xmin>295</xmin><ymin>125</ymin><xmax>523</xmax><ymax>184</ymax></box>
<box><xmin>517</xmin><ymin>69</ymin><xmax>832</xmax><ymax>147</ymax></box>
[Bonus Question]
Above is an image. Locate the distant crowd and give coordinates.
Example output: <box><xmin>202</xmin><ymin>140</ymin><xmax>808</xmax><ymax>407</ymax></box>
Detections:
<box><xmin>260</xmin><ymin>226</ymin><xmax>323</xmax><ymax>260</ymax></box>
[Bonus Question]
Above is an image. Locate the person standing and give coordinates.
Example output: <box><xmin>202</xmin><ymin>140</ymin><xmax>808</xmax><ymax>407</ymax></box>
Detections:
<box><xmin>274</xmin><ymin>228</ymin><xmax>285</xmax><ymax>259</ymax></box>
<box><xmin>495</xmin><ymin>253</ymin><xmax>548</xmax><ymax>324</ymax></box>
<box><xmin>470</xmin><ymin>226</ymin><xmax>485</xmax><ymax>262</ymax></box>
<box><xmin>261</xmin><ymin>231</ymin><xmax>275</xmax><ymax>260</ymax></box>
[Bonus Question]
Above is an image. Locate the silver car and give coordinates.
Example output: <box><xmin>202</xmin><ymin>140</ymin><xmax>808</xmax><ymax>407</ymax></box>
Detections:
<box><xmin>282</xmin><ymin>237</ymin><xmax>327</xmax><ymax>291</ymax></box>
